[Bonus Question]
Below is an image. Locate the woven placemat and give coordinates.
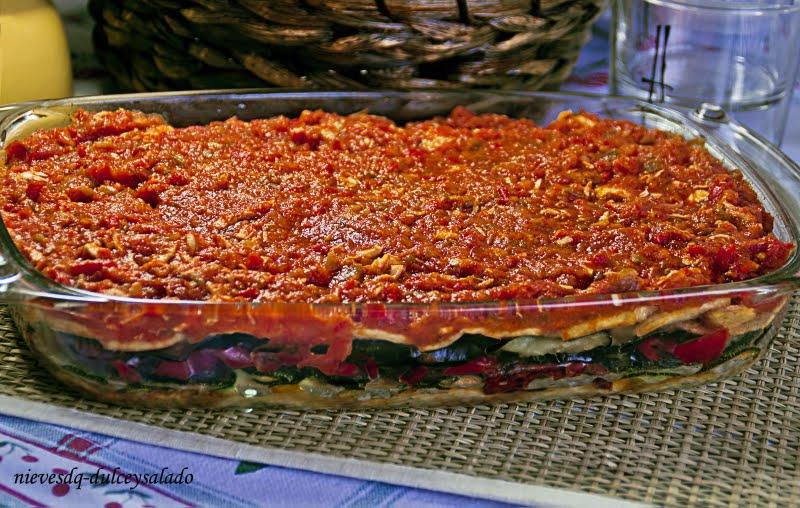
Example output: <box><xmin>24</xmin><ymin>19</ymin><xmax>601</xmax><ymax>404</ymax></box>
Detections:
<box><xmin>2</xmin><ymin>297</ymin><xmax>800</xmax><ymax>507</ymax></box>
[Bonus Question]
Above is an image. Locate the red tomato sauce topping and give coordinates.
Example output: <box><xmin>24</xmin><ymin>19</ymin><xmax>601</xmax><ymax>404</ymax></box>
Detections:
<box><xmin>1</xmin><ymin>107</ymin><xmax>793</xmax><ymax>303</ymax></box>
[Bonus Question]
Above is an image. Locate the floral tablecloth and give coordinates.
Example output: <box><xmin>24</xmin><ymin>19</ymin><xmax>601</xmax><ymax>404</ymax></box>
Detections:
<box><xmin>0</xmin><ymin>5</ymin><xmax>797</xmax><ymax>506</ymax></box>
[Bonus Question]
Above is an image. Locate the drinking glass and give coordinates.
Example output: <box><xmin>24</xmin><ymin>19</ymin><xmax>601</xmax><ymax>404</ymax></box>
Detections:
<box><xmin>610</xmin><ymin>0</ymin><xmax>800</xmax><ymax>145</ymax></box>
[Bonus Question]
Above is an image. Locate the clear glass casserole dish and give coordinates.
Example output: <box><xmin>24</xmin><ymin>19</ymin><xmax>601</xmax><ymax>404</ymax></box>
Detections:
<box><xmin>0</xmin><ymin>90</ymin><xmax>798</xmax><ymax>409</ymax></box>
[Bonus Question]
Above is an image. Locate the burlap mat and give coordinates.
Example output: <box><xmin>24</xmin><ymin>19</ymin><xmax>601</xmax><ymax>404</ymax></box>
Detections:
<box><xmin>1</xmin><ymin>297</ymin><xmax>799</xmax><ymax>507</ymax></box>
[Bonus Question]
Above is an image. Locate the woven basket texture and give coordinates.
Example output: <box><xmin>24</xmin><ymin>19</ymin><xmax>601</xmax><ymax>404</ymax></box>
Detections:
<box><xmin>2</xmin><ymin>298</ymin><xmax>800</xmax><ymax>507</ymax></box>
<box><xmin>87</xmin><ymin>0</ymin><xmax>606</xmax><ymax>92</ymax></box>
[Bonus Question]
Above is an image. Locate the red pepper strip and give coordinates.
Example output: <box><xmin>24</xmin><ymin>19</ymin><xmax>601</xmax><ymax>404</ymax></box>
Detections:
<box><xmin>186</xmin><ymin>349</ymin><xmax>219</xmax><ymax>375</ymax></box>
<box><xmin>364</xmin><ymin>358</ymin><xmax>379</xmax><ymax>379</ymax></box>
<box><xmin>399</xmin><ymin>365</ymin><xmax>428</xmax><ymax>386</ymax></box>
<box><xmin>673</xmin><ymin>329</ymin><xmax>730</xmax><ymax>365</ymax></box>
<box><xmin>214</xmin><ymin>346</ymin><xmax>254</xmax><ymax>369</ymax></box>
<box><xmin>153</xmin><ymin>360</ymin><xmax>191</xmax><ymax>381</ymax></box>
<box><xmin>565</xmin><ymin>362</ymin><xmax>587</xmax><ymax>377</ymax></box>
<box><xmin>153</xmin><ymin>350</ymin><xmax>222</xmax><ymax>381</ymax></box>
<box><xmin>484</xmin><ymin>363</ymin><xmax>564</xmax><ymax>394</ymax></box>
<box><xmin>636</xmin><ymin>338</ymin><xmax>677</xmax><ymax>362</ymax></box>
<box><xmin>252</xmin><ymin>349</ymin><xmax>305</xmax><ymax>373</ymax></box>
<box><xmin>443</xmin><ymin>356</ymin><xmax>498</xmax><ymax>376</ymax></box>
<box><xmin>334</xmin><ymin>363</ymin><xmax>361</xmax><ymax>377</ymax></box>
<box><xmin>110</xmin><ymin>360</ymin><xmax>141</xmax><ymax>383</ymax></box>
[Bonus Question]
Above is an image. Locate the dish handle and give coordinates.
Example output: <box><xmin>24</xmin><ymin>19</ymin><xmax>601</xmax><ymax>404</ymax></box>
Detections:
<box><xmin>690</xmin><ymin>103</ymin><xmax>800</xmax><ymax>283</ymax></box>
<box><xmin>0</xmin><ymin>104</ymin><xmax>60</xmax><ymax>301</ymax></box>
<box><xmin>0</xmin><ymin>260</ymin><xmax>22</xmax><ymax>303</ymax></box>
<box><xmin>0</xmin><ymin>253</ymin><xmax>22</xmax><ymax>299</ymax></box>
<box><xmin>690</xmin><ymin>103</ymin><xmax>800</xmax><ymax>196</ymax></box>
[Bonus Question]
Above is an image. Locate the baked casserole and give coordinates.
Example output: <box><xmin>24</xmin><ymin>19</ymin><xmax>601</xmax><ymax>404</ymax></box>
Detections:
<box><xmin>0</xmin><ymin>99</ymin><xmax>794</xmax><ymax>407</ymax></box>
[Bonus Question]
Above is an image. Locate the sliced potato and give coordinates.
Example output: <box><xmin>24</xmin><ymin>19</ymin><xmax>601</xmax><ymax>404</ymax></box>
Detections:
<box><xmin>674</xmin><ymin>320</ymin><xmax>713</xmax><ymax>336</ymax></box>
<box><xmin>439</xmin><ymin>375</ymin><xmax>483</xmax><ymax>389</ymax></box>
<box><xmin>609</xmin><ymin>325</ymin><xmax>637</xmax><ymax>345</ymax></box>
<box><xmin>563</xmin><ymin>306</ymin><xmax>655</xmax><ymax>339</ymax></box>
<box><xmin>501</xmin><ymin>332</ymin><xmax>610</xmax><ymax>357</ymax></box>
<box><xmin>298</xmin><ymin>377</ymin><xmax>344</xmax><ymax>397</ymax></box>
<box><xmin>727</xmin><ymin>299</ymin><xmax>787</xmax><ymax>336</ymax></box>
<box><xmin>634</xmin><ymin>298</ymin><xmax>729</xmax><ymax>336</ymax></box>
<box><xmin>526</xmin><ymin>372</ymin><xmax>621</xmax><ymax>390</ymax></box>
<box><xmin>702</xmin><ymin>305</ymin><xmax>757</xmax><ymax>330</ymax></box>
<box><xmin>362</xmin><ymin>378</ymin><xmax>406</xmax><ymax>398</ymax></box>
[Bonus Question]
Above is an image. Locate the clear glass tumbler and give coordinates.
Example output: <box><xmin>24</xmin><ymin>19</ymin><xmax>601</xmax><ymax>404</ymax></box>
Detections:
<box><xmin>610</xmin><ymin>0</ymin><xmax>800</xmax><ymax>145</ymax></box>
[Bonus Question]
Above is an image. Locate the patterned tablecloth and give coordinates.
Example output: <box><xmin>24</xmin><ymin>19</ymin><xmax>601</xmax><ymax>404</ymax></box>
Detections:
<box><xmin>0</xmin><ymin>413</ymin><xmax>514</xmax><ymax>507</ymax></box>
<box><xmin>0</xmin><ymin>5</ymin><xmax>797</xmax><ymax>507</ymax></box>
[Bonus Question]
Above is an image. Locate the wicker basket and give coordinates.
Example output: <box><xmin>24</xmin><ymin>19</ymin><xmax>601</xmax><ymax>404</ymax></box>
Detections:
<box><xmin>88</xmin><ymin>0</ymin><xmax>606</xmax><ymax>92</ymax></box>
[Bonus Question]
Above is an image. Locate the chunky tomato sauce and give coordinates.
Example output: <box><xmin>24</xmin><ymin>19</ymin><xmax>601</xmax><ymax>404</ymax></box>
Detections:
<box><xmin>1</xmin><ymin>107</ymin><xmax>793</xmax><ymax>303</ymax></box>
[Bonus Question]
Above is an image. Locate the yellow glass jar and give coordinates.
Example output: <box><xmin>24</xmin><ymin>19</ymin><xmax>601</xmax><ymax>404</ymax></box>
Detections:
<box><xmin>0</xmin><ymin>0</ymin><xmax>72</xmax><ymax>104</ymax></box>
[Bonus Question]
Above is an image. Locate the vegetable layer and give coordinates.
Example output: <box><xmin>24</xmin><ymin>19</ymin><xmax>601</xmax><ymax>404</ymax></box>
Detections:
<box><xmin>53</xmin><ymin>325</ymin><xmax>764</xmax><ymax>397</ymax></box>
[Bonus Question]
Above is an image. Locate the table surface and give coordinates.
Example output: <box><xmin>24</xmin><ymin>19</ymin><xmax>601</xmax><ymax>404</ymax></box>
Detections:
<box><xmin>1</xmin><ymin>5</ymin><xmax>797</xmax><ymax>507</ymax></box>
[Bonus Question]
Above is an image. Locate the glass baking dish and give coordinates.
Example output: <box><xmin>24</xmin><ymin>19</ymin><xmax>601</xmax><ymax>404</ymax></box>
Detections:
<box><xmin>1</xmin><ymin>90</ymin><xmax>799</xmax><ymax>409</ymax></box>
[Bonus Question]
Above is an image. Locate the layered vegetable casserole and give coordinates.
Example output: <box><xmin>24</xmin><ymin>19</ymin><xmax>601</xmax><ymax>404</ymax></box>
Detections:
<box><xmin>0</xmin><ymin>107</ymin><xmax>793</xmax><ymax>407</ymax></box>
